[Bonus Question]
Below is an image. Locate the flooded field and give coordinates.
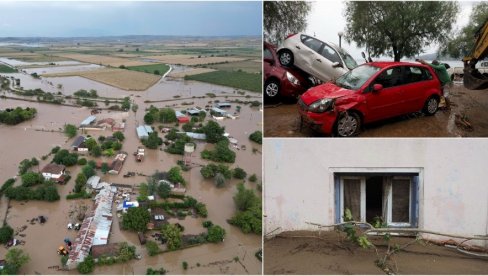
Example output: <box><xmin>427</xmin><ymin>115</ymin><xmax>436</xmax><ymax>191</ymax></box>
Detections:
<box><xmin>0</xmin><ymin>57</ymin><xmax>262</xmax><ymax>274</ymax></box>
<box><xmin>264</xmin><ymin>83</ymin><xmax>488</xmax><ymax>137</ymax></box>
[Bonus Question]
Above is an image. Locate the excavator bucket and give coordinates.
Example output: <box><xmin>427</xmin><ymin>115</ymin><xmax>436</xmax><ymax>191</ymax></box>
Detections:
<box><xmin>463</xmin><ymin>66</ymin><xmax>488</xmax><ymax>90</ymax></box>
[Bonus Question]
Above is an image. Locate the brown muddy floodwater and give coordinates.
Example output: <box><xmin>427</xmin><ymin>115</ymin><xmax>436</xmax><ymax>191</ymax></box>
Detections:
<box><xmin>0</xmin><ymin>64</ymin><xmax>262</xmax><ymax>274</ymax></box>
<box><xmin>264</xmin><ymin>83</ymin><xmax>488</xmax><ymax>137</ymax></box>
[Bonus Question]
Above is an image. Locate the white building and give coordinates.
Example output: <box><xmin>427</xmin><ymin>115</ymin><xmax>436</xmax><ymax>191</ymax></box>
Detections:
<box><xmin>264</xmin><ymin>139</ymin><xmax>488</xmax><ymax>248</ymax></box>
<box><xmin>40</xmin><ymin>163</ymin><xmax>66</xmax><ymax>182</ymax></box>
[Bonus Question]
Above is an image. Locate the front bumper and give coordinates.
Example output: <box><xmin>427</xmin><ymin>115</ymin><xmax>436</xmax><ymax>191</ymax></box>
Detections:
<box><xmin>297</xmin><ymin>101</ymin><xmax>337</xmax><ymax>134</ymax></box>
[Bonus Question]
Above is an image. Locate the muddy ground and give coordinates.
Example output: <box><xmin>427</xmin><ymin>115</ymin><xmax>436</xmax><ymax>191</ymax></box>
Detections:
<box><xmin>264</xmin><ymin>82</ymin><xmax>488</xmax><ymax>137</ymax></box>
<box><xmin>264</xmin><ymin>231</ymin><xmax>488</xmax><ymax>275</ymax></box>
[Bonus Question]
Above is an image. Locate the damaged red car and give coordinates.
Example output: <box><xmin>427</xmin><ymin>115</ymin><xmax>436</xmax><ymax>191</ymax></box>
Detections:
<box><xmin>298</xmin><ymin>62</ymin><xmax>443</xmax><ymax>137</ymax></box>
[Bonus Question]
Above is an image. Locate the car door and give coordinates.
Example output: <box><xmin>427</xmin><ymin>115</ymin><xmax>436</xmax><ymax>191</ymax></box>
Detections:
<box><xmin>364</xmin><ymin>66</ymin><xmax>406</xmax><ymax>122</ymax></box>
<box><xmin>401</xmin><ymin>66</ymin><xmax>433</xmax><ymax>111</ymax></box>
<box><xmin>317</xmin><ymin>43</ymin><xmax>347</xmax><ymax>81</ymax></box>
<box><xmin>298</xmin><ymin>35</ymin><xmax>324</xmax><ymax>76</ymax></box>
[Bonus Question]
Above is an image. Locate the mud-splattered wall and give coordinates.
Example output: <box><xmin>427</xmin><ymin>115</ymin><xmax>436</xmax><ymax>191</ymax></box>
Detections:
<box><xmin>264</xmin><ymin>139</ymin><xmax>488</xmax><ymax>247</ymax></box>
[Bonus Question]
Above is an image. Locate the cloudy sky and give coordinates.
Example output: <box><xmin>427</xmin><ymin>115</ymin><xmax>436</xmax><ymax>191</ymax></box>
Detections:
<box><xmin>306</xmin><ymin>1</ymin><xmax>476</xmax><ymax>60</ymax></box>
<box><xmin>0</xmin><ymin>1</ymin><xmax>262</xmax><ymax>37</ymax></box>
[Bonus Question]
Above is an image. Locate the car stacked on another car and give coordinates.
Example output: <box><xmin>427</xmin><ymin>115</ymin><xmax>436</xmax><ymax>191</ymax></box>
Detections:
<box><xmin>263</xmin><ymin>41</ymin><xmax>314</xmax><ymax>102</ymax></box>
<box><xmin>277</xmin><ymin>33</ymin><xmax>359</xmax><ymax>82</ymax></box>
<box><xmin>298</xmin><ymin>62</ymin><xmax>443</xmax><ymax>137</ymax></box>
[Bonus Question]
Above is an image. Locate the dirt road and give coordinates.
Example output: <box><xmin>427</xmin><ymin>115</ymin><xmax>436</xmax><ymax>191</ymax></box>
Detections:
<box><xmin>264</xmin><ymin>231</ymin><xmax>488</xmax><ymax>275</ymax></box>
<box><xmin>264</xmin><ymin>83</ymin><xmax>488</xmax><ymax>137</ymax></box>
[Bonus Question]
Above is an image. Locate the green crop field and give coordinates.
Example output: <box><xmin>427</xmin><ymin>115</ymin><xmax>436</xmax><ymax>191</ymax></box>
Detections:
<box><xmin>0</xmin><ymin>64</ymin><xmax>17</xmax><ymax>73</ymax></box>
<box><xmin>208</xmin><ymin>60</ymin><xmax>261</xmax><ymax>73</ymax></box>
<box><xmin>185</xmin><ymin>70</ymin><xmax>262</xmax><ymax>93</ymax></box>
<box><xmin>126</xmin><ymin>63</ymin><xmax>170</xmax><ymax>75</ymax></box>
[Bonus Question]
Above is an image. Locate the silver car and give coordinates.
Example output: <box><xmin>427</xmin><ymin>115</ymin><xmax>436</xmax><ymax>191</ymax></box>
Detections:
<box><xmin>277</xmin><ymin>33</ymin><xmax>358</xmax><ymax>82</ymax></box>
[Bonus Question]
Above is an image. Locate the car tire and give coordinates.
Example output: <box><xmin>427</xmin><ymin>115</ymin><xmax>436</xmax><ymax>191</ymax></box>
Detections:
<box><xmin>335</xmin><ymin>112</ymin><xmax>361</xmax><ymax>137</ymax></box>
<box><xmin>264</xmin><ymin>79</ymin><xmax>280</xmax><ymax>103</ymax></box>
<box><xmin>423</xmin><ymin>96</ymin><xmax>439</xmax><ymax>116</ymax></box>
<box><xmin>278</xmin><ymin>50</ymin><xmax>294</xmax><ymax>67</ymax></box>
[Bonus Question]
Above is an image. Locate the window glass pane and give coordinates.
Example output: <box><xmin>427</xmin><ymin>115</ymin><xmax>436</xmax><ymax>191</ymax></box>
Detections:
<box><xmin>302</xmin><ymin>36</ymin><xmax>323</xmax><ymax>53</ymax></box>
<box><xmin>320</xmin><ymin>44</ymin><xmax>341</xmax><ymax>63</ymax></box>
<box><xmin>391</xmin><ymin>179</ymin><xmax>410</xmax><ymax>222</ymax></box>
<box><xmin>343</xmin><ymin>179</ymin><xmax>361</xmax><ymax>221</ymax></box>
<box><xmin>374</xmin><ymin>67</ymin><xmax>403</xmax><ymax>88</ymax></box>
<box><xmin>263</xmin><ymin>48</ymin><xmax>273</xmax><ymax>59</ymax></box>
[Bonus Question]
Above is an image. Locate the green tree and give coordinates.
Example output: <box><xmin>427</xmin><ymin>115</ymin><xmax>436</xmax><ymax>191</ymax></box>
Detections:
<box><xmin>442</xmin><ymin>2</ymin><xmax>488</xmax><ymax>58</ymax></box>
<box><xmin>21</xmin><ymin>172</ymin><xmax>44</xmax><ymax>187</ymax></box>
<box><xmin>201</xmin><ymin>139</ymin><xmax>236</xmax><ymax>163</ymax></box>
<box><xmin>233</xmin><ymin>183</ymin><xmax>259</xmax><ymax>211</ymax></box>
<box><xmin>233</xmin><ymin>167</ymin><xmax>247</xmax><ymax>179</ymax></box>
<box><xmin>249</xmin><ymin>131</ymin><xmax>262</xmax><ymax>144</ymax></box>
<box><xmin>101</xmin><ymin>162</ymin><xmax>110</xmax><ymax>174</ymax></box>
<box><xmin>77</xmin><ymin>255</ymin><xmax>94</xmax><ymax>274</ymax></box>
<box><xmin>264</xmin><ymin>1</ymin><xmax>312</xmax><ymax>44</ymax></box>
<box><xmin>229</xmin><ymin>183</ymin><xmax>262</xmax><ymax>234</ymax></box>
<box><xmin>161</xmin><ymin>224</ymin><xmax>182</xmax><ymax>251</ymax></box>
<box><xmin>206</xmin><ymin>225</ymin><xmax>226</xmax><ymax>243</ymax></box>
<box><xmin>19</xmin><ymin>158</ymin><xmax>33</xmax><ymax>174</ymax></box>
<box><xmin>121</xmin><ymin>97</ymin><xmax>131</xmax><ymax>110</ymax></box>
<box><xmin>146</xmin><ymin>240</ymin><xmax>161</xmax><ymax>256</ymax></box>
<box><xmin>157</xmin><ymin>182</ymin><xmax>171</xmax><ymax>199</ymax></box>
<box><xmin>77</xmin><ymin>158</ymin><xmax>87</xmax><ymax>166</ymax></box>
<box><xmin>91</xmin><ymin>145</ymin><xmax>102</xmax><ymax>157</ymax></box>
<box><xmin>122</xmin><ymin>207</ymin><xmax>151</xmax><ymax>232</ymax></box>
<box><xmin>345</xmin><ymin>1</ymin><xmax>459</xmax><ymax>61</ymax></box>
<box><xmin>43</xmin><ymin>184</ymin><xmax>60</xmax><ymax>201</ymax></box>
<box><xmin>0</xmin><ymin>224</ymin><xmax>14</xmax><ymax>244</ymax></box>
<box><xmin>143</xmin><ymin>132</ymin><xmax>162</xmax><ymax>149</ymax></box>
<box><xmin>214</xmin><ymin>173</ymin><xmax>226</xmax><ymax>188</ymax></box>
<box><xmin>248</xmin><ymin>174</ymin><xmax>257</xmax><ymax>182</ymax></box>
<box><xmin>74</xmin><ymin>173</ymin><xmax>87</xmax><ymax>193</ymax></box>
<box><xmin>64</xmin><ymin>124</ymin><xmax>78</xmax><ymax>138</ymax></box>
<box><xmin>113</xmin><ymin>131</ymin><xmax>125</xmax><ymax>141</ymax></box>
<box><xmin>201</xmin><ymin>121</ymin><xmax>225</xmax><ymax>143</ymax></box>
<box><xmin>158</xmin><ymin>108</ymin><xmax>177</xmax><ymax>123</ymax></box>
<box><xmin>82</xmin><ymin>165</ymin><xmax>95</xmax><ymax>179</ymax></box>
<box><xmin>4</xmin><ymin>248</ymin><xmax>29</xmax><ymax>274</ymax></box>
<box><xmin>167</xmin><ymin>167</ymin><xmax>186</xmax><ymax>185</ymax></box>
<box><xmin>84</xmin><ymin>138</ymin><xmax>97</xmax><ymax>151</ymax></box>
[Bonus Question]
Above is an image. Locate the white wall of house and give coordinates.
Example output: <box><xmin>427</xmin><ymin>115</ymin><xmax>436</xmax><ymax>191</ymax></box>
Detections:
<box><xmin>264</xmin><ymin>139</ymin><xmax>488</xmax><ymax>247</ymax></box>
<box><xmin>42</xmin><ymin>172</ymin><xmax>62</xmax><ymax>180</ymax></box>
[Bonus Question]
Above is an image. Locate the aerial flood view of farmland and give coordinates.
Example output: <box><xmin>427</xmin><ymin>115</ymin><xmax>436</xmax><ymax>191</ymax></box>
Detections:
<box><xmin>0</xmin><ymin>1</ymin><xmax>262</xmax><ymax>274</ymax></box>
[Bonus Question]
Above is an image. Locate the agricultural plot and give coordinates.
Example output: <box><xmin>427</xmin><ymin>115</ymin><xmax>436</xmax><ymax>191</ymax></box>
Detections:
<box><xmin>168</xmin><ymin>68</ymin><xmax>216</xmax><ymax>78</ymax></box>
<box><xmin>43</xmin><ymin>68</ymin><xmax>160</xmax><ymax>91</ymax></box>
<box><xmin>146</xmin><ymin>55</ymin><xmax>246</xmax><ymax>66</ymax></box>
<box><xmin>0</xmin><ymin>64</ymin><xmax>17</xmax><ymax>73</ymax></box>
<box><xmin>0</xmin><ymin>51</ymin><xmax>67</xmax><ymax>62</ymax></box>
<box><xmin>53</xmin><ymin>53</ymin><xmax>151</xmax><ymax>67</ymax></box>
<box><xmin>207</xmin><ymin>60</ymin><xmax>262</xmax><ymax>73</ymax></box>
<box><xmin>184</xmin><ymin>70</ymin><xmax>261</xmax><ymax>92</ymax></box>
<box><xmin>126</xmin><ymin>63</ymin><xmax>170</xmax><ymax>76</ymax></box>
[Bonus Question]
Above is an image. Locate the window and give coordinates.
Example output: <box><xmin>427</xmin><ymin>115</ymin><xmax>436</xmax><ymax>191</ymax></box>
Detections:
<box><xmin>335</xmin><ymin>173</ymin><xmax>419</xmax><ymax>227</ymax></box>
<box><xmin>320</xmin><ymin>44</ymin><xmax>341</xmax><ymax>64</ymax></box>
<box><xmin>374</xmin><ymin>67</ymin><xmax>404</xmax><ymax>88</ymax></box>
<box><xmin>301</xmin><ymin>35</ymin><xmax>323</xmax><ymax>53</ymax></box>
<box><xmin>263</xmin><ymin>47</ymin><xmax>273</xmax><ymax>60</ymax></box>
<box><xmin>403</xmin><ymin>66</ymin><xmax>432</xmax><ymax>84</ymax></box>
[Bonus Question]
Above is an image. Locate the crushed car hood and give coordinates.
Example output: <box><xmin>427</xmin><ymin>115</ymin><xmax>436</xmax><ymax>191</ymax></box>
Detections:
<box><xmin>300</xmin><ymin>82</ymin><xmax>355</xmax><ymax>105</ymax></box>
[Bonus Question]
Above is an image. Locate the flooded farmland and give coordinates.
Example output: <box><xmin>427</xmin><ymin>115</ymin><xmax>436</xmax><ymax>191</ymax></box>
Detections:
<box><xmin>0</xmin><ymin>55</ymin><xmax>262</xmax><ymax>274</ymax></box>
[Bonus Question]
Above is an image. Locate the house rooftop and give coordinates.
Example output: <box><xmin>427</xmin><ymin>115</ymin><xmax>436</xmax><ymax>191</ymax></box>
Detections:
<box><xmin>80</xmin><ymin>115</ymin><xmax>96</xmax><ymax>126</ymax></box>
<box><xmin>71</xmin><ymin>136</ymin><xmax>86</xmax><ymax>148</ymax></box>
<box><xmin>41</xmin><ymin>163</ymin><xmax>66</xmax><ymax>174</ymax></box>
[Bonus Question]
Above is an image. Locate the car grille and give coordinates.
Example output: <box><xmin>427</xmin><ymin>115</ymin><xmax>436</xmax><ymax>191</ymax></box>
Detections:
<box><xmin>297</xmin><ymin>98</ymin><xmax>308</xmax><ymax>111</ymax></box>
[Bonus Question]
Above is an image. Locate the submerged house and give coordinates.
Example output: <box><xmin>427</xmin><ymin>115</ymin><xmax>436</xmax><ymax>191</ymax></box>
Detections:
<box><xmin>41</xmin><ymin>163</ymin><xmax>66</xmax><ymax>182</ymax></box>
<box><xmin>71</xmin><ymin>136</ymin><xmax>88</xmax><ymax>152</ymax></box>
<box><xmin>80</xmin><ymin>115</ymin><xmax>96</xmax><ymax>127</ymax></box>
<box><xmin>264</xmin><ymin>139</ymin><xmax>488</xmax><ymax>248</ymax></box>
<box><xmin>136</xmin><ymin>125</ymin><xmax>153</xmax><ymax>140</ymax></box>
<box><xmin>175</xmin><ymin>110</ymin><xmax>190</xmax><ymax>124</ymax></box>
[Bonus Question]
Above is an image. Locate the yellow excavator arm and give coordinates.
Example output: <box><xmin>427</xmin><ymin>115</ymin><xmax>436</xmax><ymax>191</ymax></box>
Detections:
<box><xmin>463</xmin><ymin>19</ymin><xmax>488</xmax><ymax>90</ymax></box>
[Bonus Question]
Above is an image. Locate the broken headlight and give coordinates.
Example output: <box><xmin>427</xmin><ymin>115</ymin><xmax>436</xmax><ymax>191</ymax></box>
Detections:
<box><xmin>308</xmin><ymin>98</ymin><xmax>334</xmax><ymax>113</ymax></box>
<box><xmin>286</xmin><ymin>71</ymin><xmax>300</xmax><ymax>86</ymax></box>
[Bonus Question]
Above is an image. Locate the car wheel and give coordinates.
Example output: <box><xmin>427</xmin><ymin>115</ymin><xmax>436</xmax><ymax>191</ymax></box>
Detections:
<box><xmin>423</xmin><ymin>96</ymin><xmax>439</xmax><ymax>116</ymax></box>
<box><xmin>278</xmin><ymin>50</ymin><xmax>294</xmax><ymax>67</ymax></box>
<box><xmin>335</xmin><ymin>112</ymin><xmax>361</xmax><ymax>137</ymax></box>
<box><xmin>264</xmin><ymin>79</ymin><xmax>280</xmax><ymax>102</ymax></box>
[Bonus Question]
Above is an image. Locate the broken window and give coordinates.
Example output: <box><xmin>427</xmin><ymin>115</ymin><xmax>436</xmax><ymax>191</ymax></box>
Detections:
<box><xmin>335</xmin><ymin>173</ymin><xmax>419</xmax><ymax>227</ymax></box>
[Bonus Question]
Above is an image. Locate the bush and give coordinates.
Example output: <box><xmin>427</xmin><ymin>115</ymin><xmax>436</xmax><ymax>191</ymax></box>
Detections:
<box><xmin>122</xmin><ymin>207</ymin><xmax>151</xmax><ymax>232</ymax></box>
<box><xmin>229</xmin><ymin>184</ymin><xmax>262</xmax><ymax>234</ymax></box>
<box><xmin>146</xmin><ymin>240</ymin><xmax>160</xmax><ymax>256</ymax></box>
<box><xmin>167</xmin><ymin>167</ymin><xmax>186</xmax><ymax>185</ymax></box>
<box><xmin>202</xmin><ymin>221</ymin><xmax>213</xmax><ymax>228</ymax></box>
<box><xmin>146</xmin><ymin>267</ymin><xmax>167</xmax><ymax>275</ymax></box>
<box><xmin>233</xmin><ymin>167</ymin><xmax>247</xmax><ymax>179</ymax></box>
<box><xmin>0</xmin><ymin>225</ymin><xmax>14</xmax><ymax>244</ymax></box>
<box><xmin>182</xmin><ymin>261</ymin><xmax>188</xmax><ymax>270</ymax></box>
<box><xmin>77</xmin><ymin>255</ymin><xmax>95</xmax><ymax>274</ymax></box>
<box><xmin>0</xmin><ymin>179</ymin><xmax>16</xmax><ymax>195</ymax></box>
<box><xmin>248</xmin><ymin>174</ymin><xmax>257</xmax><ymax>182</ymax></box>
<box><xmin>206</xmin><ymin>225</ymin><xmax>226</xmax><ymax>243</ymax></box>
<box><xmin>195</xmin><ymin>202</ymin><xmax>208</xmax><ymax>218</ymax></box>
<box><xmin>64</xmin><ymin>124</ymin><xmax>78</xmax><ymax>138</ymax></box>
<box><xmin>52</xmin><ymin>149</ymin><xmax>78</xmax><ymax>166</ymax></box>
<box><xmin>201</xmin><ymin>140</ymin><xmax>235</xmax><ymax>163</ymax></box>
<box><xmin>161</xmin><ymin>224</ymin><xmax>182</xmax><ymax>251</ymax></box>
<box><xmin>77</xmin><ymin>158</ymin><xmax>87</xmax><ymax>165</ymax></box>
<box><xmin>0</xmin><ymin>107</ymin><xmax>37</xmax><ymax>125</ymax></box>
<box><xmin>249</xmin><ymin>131</ymin><xmax>262</xmax><ymax>144</ymax></box>
<box><xmin>201</xmin><ymin>121</ymin><xmax>225</xmax><ymax>143</ymax></box>
<box><xmin>113</xmin><ymin>131</ymin><xmax>125</xmax><ymax>141</ymax></box>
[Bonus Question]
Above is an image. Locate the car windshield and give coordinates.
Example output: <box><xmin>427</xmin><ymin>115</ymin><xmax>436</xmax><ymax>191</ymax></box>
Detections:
<box><xmin>335</xmin><ymin>64</ymin><xmax>380</xmax><ymax>90</ymax></box>
<box><xmin>338</xmin><ymin>48</ymin><xmax>358</xmax><ymax>70</ymax></box>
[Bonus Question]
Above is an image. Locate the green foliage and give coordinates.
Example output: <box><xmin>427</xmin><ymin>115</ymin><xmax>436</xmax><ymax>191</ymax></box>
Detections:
<box><xmin>0</xmin><ymin>225</ymin><xmax>14</xmax><ymax>244</ymax></box>
<box><xmin>232</xmin><ymin>167</ymin><xmax>247</xmax><ymax>179</ymax></box>
<box><xmin>51</xmin><ymin>146</ymin><xmax>60</xmax><ymax>154</ymax></box>
<box><xmin>77</xmin><ymin>158</ymin><xmax>87</xmax><ymax>166</ymax></box>
<box><xmin>184</xmin><ymin>70</ymin><xmax>261</xmax><ymax>93</ymax></box>
<box><xmin>142</xmin><ymin>132</ymin><xmax>163</xmax><ymax>149</ymax></box>
<box><xmin>112</xmin><ymin>131</ymin><xmax>125</xmax><ymax>141</ymax></box>
<box><xmin>229</xmin><ymin>183</ymin><xmax>262</xmax><ymax>234</ymax></box>
<box><xmin>195</xmin><ymin>202</ymin><xmax>208</xmax><ymax>218</ymax></box>
<box><xmin>85</xmin><ymin>138</ymin><xmax>97</xmax><ymax>151</ymax></box>
<box><xmin>137</xmin><ymin>183</ymin><xmax>149</xmax><ymax>201</ymax></box>
<box><xmin>161</xmin><ymin>224</ymin><xmax>182</xmax><ymax>251</ymax></box>
<box><xmin>206</xmin><ymin>225</ymin><xmax>226</xmax><ymax>243</ymax></box>
<box><xmin>74</xmin><ymin>89</ymin><xmax>98</xmax><ymax>98</ymax></box>
<box><xmin>341</xmin><ymin>208</ymin><xmax>373</xmax><ymax>249</ymax></box>
<box><xmin>118</xmin><ymin>242</ymin><xmax>137</xmax><ymax>262</ymax></box>
<box><xmin>248</xmin><ymin>131</ymin><xmax>262</xmax><ymax>144</ymax></box>
<box><xmin>0</xmin><ymin>107</ymin><xmax>37</xmax><ymax>125</ymax></box>
<box><xmin>345</xmin><ymin>1</ymin><xmax>459</xmax><ymax>61</ymax></box>
<box><xmin>201</xmin><ymin>121</ymin><xmax>225</xmax><ymax>143</ymax></box>
<box><xmin>146</xmin><ymin>267</ymin><xmax>167</xmax><ymax>275</ymax></box>
<box><xmin>0</xmin><ymin>64</ymin><xmax>17</xmax><ymax>73</ymax></box>
<box><xmin>21</xmin><ymin>172</ymin><xmax>44</xmax><ymax>187</ymax></box>
<box><xmin>182</xmin><ymin>122</ymin><xmax>194</xmax><ymax>132</ymax></box>
<box><xmin>167</xmin><ymin>166</ymin><xmax>186</xmax><ymax>185</ymax></box>
<box><xmin>214</xmin><ymin>173</ymin><xmax>226</xmax><ymax>188</ymax></box>
<box><xmin>202</xmin><ymin>221</ymin><xmax>213</xmax><ymax>228</ymax></box>
<box><xmin>144</xmin><ymin>112</ymin><xmax>155</xmax><ymax>124</ymax></box>
<box><xmin>77</xmin><ymin>255</ymin><xmax>95</xmax><ymax>274</ymax></box>
<box><xmin>4</xmin><ymin>248</ymin><xmax>29</xmax><ymax>274</ymax></box>
<box><xmin>248</xmin><ymin>174</ymin><xmax>257</xmax><ymax>182</ymax></box>
<box><xmin>165</xmin><ymin>136</ymin><xmax>194</xmax><ymax>155</ymax></box>
<box><xmin>182</xmin><ymin>261</ymin><xmax>188</xmax><ymax>270</ymax></box>
<box><xmin>264</xmin><ymin>1</ymin><xmax>312</xmax><ymax>44</ymax></box>
<box><xmin>74</xmin><ymin>173</ymin><xmax>87</xmax><ymax>193</ymax></box>
<box><xmin>121</xmin><ymin>97</ymin><xmax>131</xmax><ymax>111</ymax></box>
<box><xmin>158</xmin><ymin>108</ymin><xmax>177</xmax><ymax>124</ymax></box>
<box><xmin>18</xmin><ymin>158</ymin><xmax>38</xmax><ymax>175</ymax></box>
<box><xmin>61</xmin><ymin>255</ymin><xmax>68</xmax><ymax>266</ymax></box>
<box><xmin>156</xmin><ymin>181</ymin><xmax>171</xmax><ymax>199</ymax></box>
<box><xmin>101</xmin><ymin>162</ymin><xmax>110</xmax><ymax>174</ymax></box>
<box><xmin>92</xmin><ymin>145</ymin><xmax>102</xmax><ymax>157</ymax></box>
<box><xmin>52</xmin><ymin>149</ymin><xmax>78</xmax><ymax>166</ymax></box>
<box><xmin>200</xmin><ymin>163</ymin><xmax>232</xmax><ymax>179</ymax></box>
<box><xmin>442</xmin><ymin>2</ymin><xmax>488</xmax><ymax>58</ymax></box>
<box><xmin>64</xmin><ymin>124</ymin><xmax>78</xmax><ymax>138</ymax></box>
<box><xmin>66</xmin><ymin>191</ymin><xmax>91</xmax><ymax>200</ymax></box>
<box><xmin>146</xmin><ymin>240</ymin><xmax>161</xmax><ymax>256</ymax></box>
<box><xmin>122</xmin><ymin>207</ymin><xmax>151</xmax><ymax>232</ymax></box>
<box><xmin>0</xmin><ymin>179</ymin><xmax>16</xmax><ymax>196</ymax></box>
<box><xmin>82</xmin><ymin>165</ymin><xmax>95</xmax><ymax>179</ymax></box>
<box><xmin>201</xmin><ymin>140</ymin><xmax>236</xmax><ymax>163</ymax></box>
<box><xmin>126</xmin><ymin>64</ymin><xmax>170</xmax><ymax>76</ymax></box>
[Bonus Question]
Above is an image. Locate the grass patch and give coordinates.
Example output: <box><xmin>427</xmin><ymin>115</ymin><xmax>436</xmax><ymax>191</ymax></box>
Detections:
<box><xmin>185</xmin><ymin>70</ymin><xmax>261</xmax><ymax>93</ymax></box>
<box><xmin>208</xmin><ymin>60</ymin><xmax>261</xmax><ymax>73</ymax></box>
<box><xmin>126</xmin><ymin>63</ymin><xmax>170</xmax><ymax>76</ymax></box>
<box><xmin>0</xmin><ymin>64</ymin><xmax>17</xmax><ymax>73</ymax></box>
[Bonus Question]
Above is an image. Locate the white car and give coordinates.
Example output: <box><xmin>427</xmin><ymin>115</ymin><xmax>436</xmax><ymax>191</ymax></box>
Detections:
<box><xmin>277</xmin><ymin>33</ymin><xmax>358</xmax><ymax>82</ymax></box>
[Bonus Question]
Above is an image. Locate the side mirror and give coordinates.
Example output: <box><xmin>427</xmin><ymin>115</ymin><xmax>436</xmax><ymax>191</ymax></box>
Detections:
<box><xmin>373</xmin><ymin>84</ymin><xmax>383</xmax><ymax>92</ymax></box>
<box><xmin>264</xmin><ymin>57</ymin><xmax>274</xmax><ymax>65</ymax></box>
<box><xmin>332</xmin><ymin>62</ymin><xmax>343</xmax><ymax>68</ymax></box>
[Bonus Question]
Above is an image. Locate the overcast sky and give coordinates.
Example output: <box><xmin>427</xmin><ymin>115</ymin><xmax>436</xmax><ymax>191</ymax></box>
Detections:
<box><xmin>306</xmin><ymin>1</ymin><xmax>475</xmax><ymax>60</ymax></box>
<box><xmin>0</xmin><ymin>1</ymin><xmax>262</xmax><ymax>37</ymax></box>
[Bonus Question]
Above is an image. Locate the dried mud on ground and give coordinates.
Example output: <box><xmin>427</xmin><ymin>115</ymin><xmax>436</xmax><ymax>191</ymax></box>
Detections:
<box><xmin>264</xmin><ymin>231</ymin><xmax>488</xmax><ymax>275</ymax></box>
<box><xmin>53</xmin><ymin>53</ymin><xmax>151</xmax><ymax>67</ymax></box>
<box><xmin>263</xmin><ymin>83</ymin><xmax>488</xmax><ymax>137</ymax></box>
<box><xmin>43</xmin><ymin>68</ymin><xmax>161</xmax><ymax>91</ymax></box>
<box><xmin>146</xmin><ymin>55</ymin><xmax>247</xmax><ymax>66</ymax></box>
